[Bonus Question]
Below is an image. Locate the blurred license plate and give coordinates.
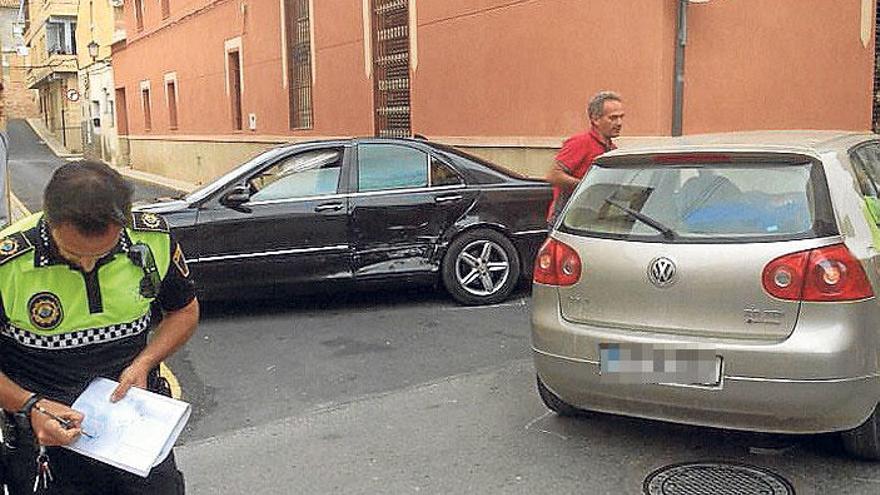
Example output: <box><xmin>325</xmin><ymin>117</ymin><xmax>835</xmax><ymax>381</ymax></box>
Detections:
<box><xmin>599</xmin><ymin>343</ymin><xmax>721</xmax><ymax>386</ymax></box>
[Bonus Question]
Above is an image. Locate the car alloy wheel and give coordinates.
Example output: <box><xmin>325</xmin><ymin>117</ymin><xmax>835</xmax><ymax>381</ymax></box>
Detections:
<box><xmin>442</xmin><ymin>228</ymin><xmax>521</xmax><ymax>305</ymax></box>
<box><xmin>455</xmin><ymin>239</ymin><xmax>510</xmax><ymax>297</ymax></box>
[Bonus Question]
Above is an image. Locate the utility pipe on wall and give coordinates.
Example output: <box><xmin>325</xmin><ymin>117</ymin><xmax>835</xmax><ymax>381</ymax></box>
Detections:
<box><xmin>672</xmin><ymin>0</ymin><xmax>688</xmax><ymax>137</ymax></box>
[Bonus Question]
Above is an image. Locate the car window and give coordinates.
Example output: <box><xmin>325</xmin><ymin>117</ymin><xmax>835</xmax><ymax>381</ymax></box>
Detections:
<box><xmin>248</xmin><ymin>149</ymin><xmax>342</xmax><ymax>202</ymax></box>
<box><xmin>851</xmin><ymin>144</ymin><xmax>880</xmax><ymax>197</ymax></box>
<box><xmin>561</xmin><ymin>162</ymin><xmax>835</xmax><ymax>241</ymax></box>
<box><xmin>431</xmin><ymin>157</ymin><xmax>463</xmax><ymax>187</ymax></box>
<box><xmin>358</xmin><ymin>144</ymin><xmax>428</xmax><ymax>192</ymax></box>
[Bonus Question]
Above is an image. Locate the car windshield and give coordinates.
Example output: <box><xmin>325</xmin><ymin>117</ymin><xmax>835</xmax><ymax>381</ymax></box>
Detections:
<box><xmin>559</xmin><ymin>160</ymin><xmax>837</xmax><ymax>242</ymax></box>
<box><xmin>183</xmin><ymin>146</ymin><xmax>292</xmax><ymax>204</ymax></box>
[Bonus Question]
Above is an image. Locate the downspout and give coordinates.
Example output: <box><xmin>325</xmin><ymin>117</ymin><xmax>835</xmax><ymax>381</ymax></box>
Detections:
<box><xmin>672</xmin><ymin>0</ymin><xmax>687</xmax><ymax>136</ymax></box>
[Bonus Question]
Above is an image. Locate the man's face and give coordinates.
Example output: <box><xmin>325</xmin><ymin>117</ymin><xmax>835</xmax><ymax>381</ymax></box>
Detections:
<box><xmin>591</xmin><ymin>99</ymin><xmax>625</xmax><ymax>141</ymax></box>
<box><xmin>51</xmin><ymin>223</ymin><xmax>122</xmax><ymax>273</ymax></box>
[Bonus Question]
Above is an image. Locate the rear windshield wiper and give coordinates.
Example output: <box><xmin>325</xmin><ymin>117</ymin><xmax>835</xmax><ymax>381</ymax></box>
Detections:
<box><xmin>603</xmin><ymin>197</ymin><xmax>677</xmax><ymax>240</ymax></box>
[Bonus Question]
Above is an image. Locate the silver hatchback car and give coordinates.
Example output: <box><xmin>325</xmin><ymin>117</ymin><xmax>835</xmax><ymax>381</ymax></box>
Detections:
<box><xmin>531</xmin><ymin>131</ymin><xmax>880</xmax><ymax>459</ymax></box>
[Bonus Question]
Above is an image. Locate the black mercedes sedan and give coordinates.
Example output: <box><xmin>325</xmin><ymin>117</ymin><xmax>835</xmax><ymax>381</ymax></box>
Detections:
<box><xmin>137</xmin><ymin>138</ymin><xmax>552</xmax><ymax>305</ymax></box>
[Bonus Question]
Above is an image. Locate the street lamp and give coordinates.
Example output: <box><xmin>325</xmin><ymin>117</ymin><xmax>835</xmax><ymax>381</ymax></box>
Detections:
<box><xmin>87</xmin><ymin>40</ymin><xmax>99</xmax><ymax>60</ymax></box>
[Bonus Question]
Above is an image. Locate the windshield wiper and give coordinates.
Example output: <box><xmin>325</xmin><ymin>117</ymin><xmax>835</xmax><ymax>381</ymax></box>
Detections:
<box><xmin>603</xmin><ymin>198</ymin><xmax>677</xmax><ymax>240</ymax></box>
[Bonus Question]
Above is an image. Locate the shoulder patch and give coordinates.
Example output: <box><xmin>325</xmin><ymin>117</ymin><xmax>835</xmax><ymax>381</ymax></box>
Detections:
<box><xmin>130</xmin><ymin>212</ymin><xmax>170</xmax><ymax>233</ymax></box>
<box><xmin>172</xmin><ymin>243</ymin><xmax>190</xmax><ymax>278</ymax></box>
<box><xmin>0</xmin><ymin>232</ymin><xmax>33</xmax><ymax>266</ymax></box>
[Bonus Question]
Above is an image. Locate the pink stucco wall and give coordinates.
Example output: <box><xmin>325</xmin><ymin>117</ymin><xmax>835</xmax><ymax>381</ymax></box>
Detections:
<box><xmin>113</xmin><ymin>0</ymin><xmax>874</xmax><ymax>140</ymax></box>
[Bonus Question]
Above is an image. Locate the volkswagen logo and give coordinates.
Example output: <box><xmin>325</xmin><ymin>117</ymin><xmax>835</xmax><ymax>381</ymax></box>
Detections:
<box><xmin>648</xmin><ymin>257</ymin><xmax>677</xmax><ymax>288</ymax></box>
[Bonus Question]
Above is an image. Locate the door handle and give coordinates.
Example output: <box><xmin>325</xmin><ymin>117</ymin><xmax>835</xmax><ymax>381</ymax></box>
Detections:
<box><xmin>315</xmin><ymin>202</ymin><xmax>344</xmax><ymax>212</ymax></box>
<box><xmin>435</xmin><ymin>194</ymin><xmax>462</xmax><ymax>204</ymax></box>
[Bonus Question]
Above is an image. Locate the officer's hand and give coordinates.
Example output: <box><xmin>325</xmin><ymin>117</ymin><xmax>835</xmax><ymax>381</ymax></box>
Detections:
<box><xmin>29</xmin><ymin>399</ymin><xmax>84</xmax><ymax>447</ymax></box>
<box><xmin>112</xmin><ymin>361</ymin><xmax>150</xmax><ymax>402</ymax></box>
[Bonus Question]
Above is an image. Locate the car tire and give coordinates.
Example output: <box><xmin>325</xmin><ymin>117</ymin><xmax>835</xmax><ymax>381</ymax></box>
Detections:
<box><xmin>536</xmin><ymin>375</ymin><xmax>581</xmax><ymax>417</ymax></box>
<box><xmin>441</xmin><ymin>229</ymin><xmax>521</xmax><ymax>306</ymax></box>
<box><xmin>841</xmin><ymin>405</ymin><xmax>880</xmax><ymax>460</ymax></box>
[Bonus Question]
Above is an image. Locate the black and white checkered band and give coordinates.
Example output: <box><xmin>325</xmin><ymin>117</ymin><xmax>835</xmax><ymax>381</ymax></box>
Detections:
<box><xmin>1</xmin><ymin>313</ymin><xmax>151</xmax><ymax>350</ymax></box>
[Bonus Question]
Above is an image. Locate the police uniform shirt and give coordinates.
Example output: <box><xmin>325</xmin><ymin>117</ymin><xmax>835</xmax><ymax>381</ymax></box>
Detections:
<box><xmin>0</xmin><ymin>214</ymin><xmax>196</xmax><ymax>405</ymax></box>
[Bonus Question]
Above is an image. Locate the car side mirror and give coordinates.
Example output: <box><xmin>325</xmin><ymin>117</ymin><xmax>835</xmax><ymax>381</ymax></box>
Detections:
<box><xmin>221</xmin><ymin>184</ymin><xmax>251</xmax><ymax>206</ymax></box>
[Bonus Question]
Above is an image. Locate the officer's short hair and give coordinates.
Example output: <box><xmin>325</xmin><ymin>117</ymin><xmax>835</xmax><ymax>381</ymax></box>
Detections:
<box><xmin>44</xmin><ymin>160</ymin><xmax>133</xmax><ymax>235</ymax></box>
<box><xmin>587</xmin><ymin>91</ymin><xmax>622</xmax><ymax>120</ymax></box>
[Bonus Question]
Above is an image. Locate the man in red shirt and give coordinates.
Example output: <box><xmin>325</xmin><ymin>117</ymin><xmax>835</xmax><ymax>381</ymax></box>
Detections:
<box><xmin>546</xmin><ymin>91</ymin><xmax>625</xmax><ymax>223</ymax></box>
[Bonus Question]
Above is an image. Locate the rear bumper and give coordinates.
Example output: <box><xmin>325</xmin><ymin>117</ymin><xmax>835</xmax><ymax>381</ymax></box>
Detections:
<box><xmin>531</xmin><ymin>285</ymin><xmax>880</xmax><ymax>434</ymax></box>
<box><xmin>534</xmin><ymin>349</ymin><xmax>878</xmax><ymax>433</ymax></box>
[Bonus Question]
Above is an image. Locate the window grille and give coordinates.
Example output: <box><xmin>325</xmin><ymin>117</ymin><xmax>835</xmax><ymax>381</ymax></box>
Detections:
<box><xmin>134</xmin><ymin>0</ymin><xmax>144</xmax><ymax>31</ymax></box>
<box><xmin>286</xmin><ymin>0</ymin><xmax>313</xmax><ymax>129</ymax></box>
<box><xmin>228</xmin><ymin>50</ymin><xmax>243</xmax><ymax>130</ymax></box>
<box><xmin>372</xmin><ymin>0</ymin><xmax>411</xmax><ymax>138</ymax></box>
<box><xmin>166</xmin><ymin>80</ymin><xmax>178</xmax><ymax>129</ymax></box>
<box><xmin>141</xmin><ymin>88</ymin><xmax>151</xmax><ymax>130</ymax></box>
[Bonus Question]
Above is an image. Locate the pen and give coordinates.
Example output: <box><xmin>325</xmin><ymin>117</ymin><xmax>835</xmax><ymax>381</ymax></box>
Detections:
<box><xmin>34</xmin><ymin>404</ymin><xmax>95</xmax><ymax>439</ymax></box>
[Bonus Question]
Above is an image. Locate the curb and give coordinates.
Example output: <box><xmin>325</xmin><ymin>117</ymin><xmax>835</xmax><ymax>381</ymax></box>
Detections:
<box><xmin>25</xmin><ymin>118</ymin><xmax>197</xmax><ymax>193</ymax></box>
<box><xmin>114</xmin><ymin>167</ymin><xmax>198</xmax><ymax>193</ymax></box>
<box><xmin>9</xmin><ymin>191</ymin><xmax>30</xmax><ymax>223</ymax></box>
<box><xmin>24</xmin><ymin>118</ymin><xmax>83</xmax><ymax>159</ymax></box>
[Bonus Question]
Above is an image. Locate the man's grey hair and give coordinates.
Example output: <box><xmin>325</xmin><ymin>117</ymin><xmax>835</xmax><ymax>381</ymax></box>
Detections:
<box><xmin>587</xmin><ymin>91</ymin><xmax>622</xmax><ymax>120</ymax></box>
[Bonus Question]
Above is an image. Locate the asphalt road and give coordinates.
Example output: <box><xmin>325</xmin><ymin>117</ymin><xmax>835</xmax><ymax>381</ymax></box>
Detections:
<box><xmin>6</xmin><ymin>119</ymin><xmax>179</xmax><ymax>211</ymax></box>
<box><xmin>6</xmin><ymin>121</ymin><xmax>880</xmax><ymax>493</ymax></box>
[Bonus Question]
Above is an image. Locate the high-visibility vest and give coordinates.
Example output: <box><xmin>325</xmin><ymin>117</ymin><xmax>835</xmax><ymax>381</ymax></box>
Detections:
<box><xmin>0</xmin><ymin>212</ymin><xmax>171</xmax><ymax>348</ymax></box>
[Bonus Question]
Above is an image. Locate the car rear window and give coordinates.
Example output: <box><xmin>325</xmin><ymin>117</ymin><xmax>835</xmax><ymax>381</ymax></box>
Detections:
<box><xmin>559</xmin><ymin>161</ymin><xmax>837</xmax><ymax>242</ymax></box>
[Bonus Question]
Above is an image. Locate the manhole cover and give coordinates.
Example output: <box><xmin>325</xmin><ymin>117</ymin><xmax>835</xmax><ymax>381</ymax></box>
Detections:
<box><xmin>644</xmin><ymin>462</ymin><xmax>795</xmax><ymax>495</ymax></box>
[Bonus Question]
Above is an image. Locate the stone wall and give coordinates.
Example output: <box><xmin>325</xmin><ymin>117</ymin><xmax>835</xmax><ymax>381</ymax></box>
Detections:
<box><xmin>3</xmin><ymin>53</ymin><xmax>39</xmax><ymax>119</ymax></box>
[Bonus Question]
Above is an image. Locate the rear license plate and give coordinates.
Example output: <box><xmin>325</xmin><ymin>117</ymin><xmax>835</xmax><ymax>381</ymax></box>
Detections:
<box><xmin>599</xmin><ymin>343</ymin><xmax>721</xmax><ymax>386</ymax></box>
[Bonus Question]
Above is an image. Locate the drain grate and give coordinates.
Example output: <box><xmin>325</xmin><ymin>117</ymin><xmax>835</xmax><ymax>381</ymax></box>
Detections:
<box><xmin>644</xmin><ymin>462</ymin><xmax>795</xmax><ymax>495</ymax></box>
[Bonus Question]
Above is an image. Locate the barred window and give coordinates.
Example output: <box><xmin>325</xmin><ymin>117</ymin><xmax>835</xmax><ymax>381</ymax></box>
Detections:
<box><xmin>166</xmin><ymin>80</ymin><xmax>178</xmax><ymax>130</ymax></box>
<box><xmin>372</xmin><ymin>0</ymin><xmax>410</xmax><ymax>138</ymax></box>
<box><xmin>286</xmin><ymin>0</ymin><xmax>313</xmax><ymax>129</ymax></box>
<box><xmin>141</xmin><ymin>87</ymin><xmax>152</xmax><ymax>131</ymax></box>
<box><xmin>134</xmin><ymin>0</ymin><xmax>144</xmax><ymax>31</ymax></box>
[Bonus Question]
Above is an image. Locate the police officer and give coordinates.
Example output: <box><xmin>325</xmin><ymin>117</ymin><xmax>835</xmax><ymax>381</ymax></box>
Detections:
<box><xmin>0</xmin><ymin>160</ymin><xmax>199</xmax><ymax>493</ymax></box>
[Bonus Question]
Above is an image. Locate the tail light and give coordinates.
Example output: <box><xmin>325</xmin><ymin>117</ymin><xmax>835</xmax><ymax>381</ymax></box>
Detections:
<box><xmin>762</xmin><ymin>244</ymin><xmax>874</xmax><ymax>302</ymax></box>
<box><xmin>534</xmin><ymin>238</ymin><xmax>582</xmax><ymax>286</ymax></box>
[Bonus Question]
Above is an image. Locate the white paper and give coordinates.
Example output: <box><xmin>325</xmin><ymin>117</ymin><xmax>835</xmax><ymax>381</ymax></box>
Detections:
<box><xmin>65</xmin><ymin>377</ymin><xmax>192</xmax><ymax>477</ymax></box>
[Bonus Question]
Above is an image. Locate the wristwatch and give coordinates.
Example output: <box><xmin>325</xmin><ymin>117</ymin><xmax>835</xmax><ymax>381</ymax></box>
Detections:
<box><xmin>17</xmin><ymin>393</ymin><xmax>43</xmax><ymax>417</ymax></box>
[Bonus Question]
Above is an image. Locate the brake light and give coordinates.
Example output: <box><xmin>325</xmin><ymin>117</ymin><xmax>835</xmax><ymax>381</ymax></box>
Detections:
<box><xmin>534</xmin><ymin>238</ymin><xmax>582</xmax><ymax>286</ymax></box>
<box><xmin>762</xmin><ymin>244</ymin><xmax>874</xmax><ymax>302</ymax></box>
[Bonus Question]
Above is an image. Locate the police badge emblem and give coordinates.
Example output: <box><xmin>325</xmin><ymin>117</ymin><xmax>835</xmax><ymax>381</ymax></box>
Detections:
<box><xmin>141</xmin><ymin>213</ymin><xmax>161</xmax><ymax>229</ymax></box>
<box><xmin>28</xmin><ymin>292</ymin><xmax>64</xmax><ymax>330</ymax></box>
<box><xmin>0</xmin><ymin>233</ymin><xmax>32</xmax><ymax>265</ymax></box>
<box><xmin>0</xmin><ymin>237</ymin><xmax>19</xmax><ymax>257</ymax></box>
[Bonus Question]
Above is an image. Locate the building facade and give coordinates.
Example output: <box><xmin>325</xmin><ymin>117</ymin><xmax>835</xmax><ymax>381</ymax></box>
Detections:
<box><xmin>22</xmin><ymin>0</ymin><xmax>82</xmax><ymax>152</ymax></box>
<box><xmin>76</xmin><ymin>0</ymin><xmax>125</xmax><ymax>164</ymax></box>
<box><xmin>112</xmin><ymin>0</ymin><xmax>876</xmax><ymax>184</ymax></box>
<box><xmin>0</xmin><ymin>0</ymin><xmax>38</xmax><ymax>121</ymax></box>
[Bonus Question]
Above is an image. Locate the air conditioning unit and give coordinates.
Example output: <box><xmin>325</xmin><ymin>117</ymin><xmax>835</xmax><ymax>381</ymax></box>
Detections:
<box><xmin>109</xmin><ymin>0</ymin><xmax>124</xmax><ymax>7</ymax></box>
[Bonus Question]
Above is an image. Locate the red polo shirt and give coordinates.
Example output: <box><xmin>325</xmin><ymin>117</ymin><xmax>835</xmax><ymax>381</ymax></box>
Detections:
<box><xmin>547</xmin><ymin>128</ymin><xmax>616</xmax><ymax>221</ymax></box>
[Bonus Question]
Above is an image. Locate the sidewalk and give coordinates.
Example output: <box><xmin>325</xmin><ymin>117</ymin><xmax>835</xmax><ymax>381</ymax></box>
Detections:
<box><xmin>8</xmin><ymin>191</ymin><xmax>30</xmax><ymax>223</ymax></box>
<box><xmin>23</xmin><ymin>118</ymin><xmax>199</xmax><ymax>194</ymax></box>
<box><xmin>24</xmin><ymin>118</ymin><xmax>82</xmax><ymax>159</ymax></box>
